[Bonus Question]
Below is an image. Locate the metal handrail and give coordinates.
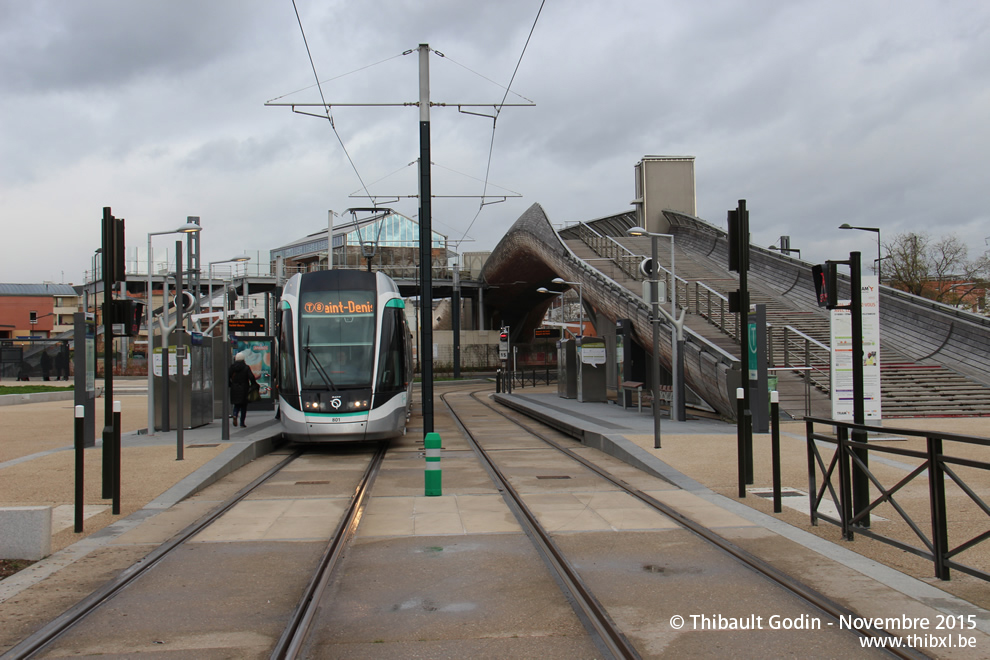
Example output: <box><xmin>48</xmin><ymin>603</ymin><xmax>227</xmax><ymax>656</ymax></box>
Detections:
<box><xmin>805</xmin><ymin>416</ymin><xmax>990</xmax><ymax>582</ymax></box>
<box><xmin>780</xmin><ymin>325</ymin><xmax>831</xmax><ymax>398</ymax></box>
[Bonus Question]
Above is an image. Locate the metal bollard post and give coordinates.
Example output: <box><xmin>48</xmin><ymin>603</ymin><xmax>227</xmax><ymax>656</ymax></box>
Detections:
<box><xmin>425</xmin><ymin>432</ymin><xmax>442</xmax><ymax>496</ymax></box>
<box><xmin>113</xmin><ymin>400</ymin><xmax>121</xmax><ymax>515</ymax></box>
<box><xmin>770</xmin><ymin>390</ymin><xmax>781</xmax><ymax>513</ymax></box>
<box><xmin>736</xmin><ymin>387</ymin><xmax>746</xmax><ymax>498</ymax></box>
<box><xmin>74</xmin><ymin>405</ymin><xmax>85</xmax><ymax>533</ymax></box>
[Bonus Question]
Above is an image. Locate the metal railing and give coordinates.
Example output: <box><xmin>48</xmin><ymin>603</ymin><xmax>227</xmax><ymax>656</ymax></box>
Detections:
<box><xmin>780</xmin><ymin>326</ymin><xmax>831</xmax><ymax>395</ymax></box>
<box><xmin>691</xmin><ymin>281</ymin><xmax>738</xmax><ymax>339</ymax></box>
<box><xmin>805</xmin><ymin>416</ymin><xmax>990</xmax><ymax>581</ymax></box>
<box><xmin>576</xmin><ymin>223</ymin><xmax>643</xmax><ymax>280</ymax></box>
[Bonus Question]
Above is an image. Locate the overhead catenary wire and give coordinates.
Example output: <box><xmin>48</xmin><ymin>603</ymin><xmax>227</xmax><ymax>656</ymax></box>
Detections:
<box><xmin>265</xmin><ymin>50</ymin><xmax>411</xmax><ymax>105</ymax></box>
<box><xmin>458</xmin><ymin>0</ymin><xmax>545</xmax><ymax>245</ymax></box>
<box><xmin>290</xmin><ymin>0</ymin><xmax>375</xmax><ymax>205</ymax></box>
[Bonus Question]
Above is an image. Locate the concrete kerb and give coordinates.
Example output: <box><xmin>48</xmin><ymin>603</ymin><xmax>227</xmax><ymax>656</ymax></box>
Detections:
<box><xmin>144</xmin><ymin>426</ymin><xmax>285</xmax><ymax>510</ymax></box>
<box><xmin>0</xmin><ymin>424</ymin><xmax>285</xmax><ymax>605</ymax></box>
<box><xmin>492</xmin><ymin>392</ymin><xmax>990</xmax><ymax>637</ymax></box>
<box><xmin>0</xmin><ymin>391</ymin><xmax>76</xmax><ymax>407</ymax></box>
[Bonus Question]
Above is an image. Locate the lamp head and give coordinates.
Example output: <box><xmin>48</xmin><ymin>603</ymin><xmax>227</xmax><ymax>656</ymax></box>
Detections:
<box><xmin>839</xmin><ymin>223</ymin><xmax>853</xmax><ymax>230</ymax></box>
<box><xmin>551</xmin><ymin>277</ymin><xmax>565</xmax><ymax>285</ymax></box>
<box><xmin>537</xmin><ymin>287</ymin><xmax>550</xmax><ymax>294</ymax></box>
<box><xmin>627</xmin><ymin>226</ymin><xmax>648</xmax><ymax>237</ymax></box>
<box><xmin>176</xmin><ymin>222</ymin><xmax>202</xmax><ymax>234</ymax></box>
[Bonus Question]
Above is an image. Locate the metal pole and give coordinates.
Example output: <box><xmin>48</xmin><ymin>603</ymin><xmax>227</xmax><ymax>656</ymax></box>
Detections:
<box><xmin>876</xmin><ymin>230</ymin><xmax>882</xmax><ymax>283</ymax></box>
<box><xmin>207</xmin><ymin>263</ymin><xmax>214</xmax><ymax>337</ymax></box>
<box><xmin>112</xmin><ymin>400</ymin><xmax>121</xmax><ymax>514</ymax></box>
<box><xmin>453</xmin><ymin>260</ymin><xmax>461</xmax><ymax>379</ymax></box>
<box><xmin>577</xmin><ymin>281</ymin><xmax>584</xmax><ymax>338</ymax></box>
<box><xmin>670</xmin><ymin>236</ymin><xmax>681</xmax><ymax>420</ymax></box>
<box><xmin>418</xmin><ymin>43</ymin><xmax>434</xmax><ymax>434</ymax></box>
<box><xmin>736</xmin><ymin>387</ymin><xmax>746</xmax><ymax>498</ymax></box>
<box><xmin>147</xmin><ymin>234</ymin><xmax>155</xmax><ymax>436</ymax></box>
<box><xmin>771</xmin><ymin>391</ymin><xmax>781</xmax><ymax>513</ymax></box>
<box><xmin>101</xmin><ymin>208</ymin><xmax>115</xmax><ymax>501</ymax></box>
<box><xmin>850</xmin><ymin>251</ymin><xmax>869</xmax><ymax>528</ymax></box>
<box><xmin>187</xmin><ymin>216</ymin><xmax>200</xmax><ymax>329</ymax></box>
<box><xmin>175</xmin><ymin>241</ymin><xmax>184</xmax><ymax>459</ymax></box>
<box><xmin>651</xmin><ymin>235</ymin><xmax>661</xmax><ymax>449</ymax></box>
<box><xmin>222</xmin><ymin>281</ymin><xmax>231</xmax><ymax>440</ymax></box>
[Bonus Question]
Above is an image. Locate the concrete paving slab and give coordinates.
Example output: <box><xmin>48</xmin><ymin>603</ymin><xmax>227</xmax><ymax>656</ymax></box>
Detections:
<box><xmin>191</xmin><ymin>498</ymin><xmax>347</xmax><ymax>542</ymax></box>
<box><xmin>42</xmin><ymin>541</ymin><xmax>326</xmax><ymax>658</ymax></box>
<box><xmin>645</xmin><ymin>489</ymin><xmax>760</xmax><ymax>529</ymax></box>
<box><xmin>556</xmin><ymin>530</ymin><xmax>890</xmax><ymax>659</ymax></box>
<box><xmin>360</xmin><ymin>494</ymin><xmax>522</xmax><ymax>537</ymax></box>
<box><xmin>302</xmin><ymin>533</ymin><xmax>600</xmax><ymax>658</ymax></box>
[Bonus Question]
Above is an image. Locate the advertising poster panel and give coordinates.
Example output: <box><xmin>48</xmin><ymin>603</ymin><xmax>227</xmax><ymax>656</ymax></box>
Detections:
<box><xmin>830</xmin><ymin>276</ymin><xmax>882</xmax><ymax>422</ymax></box>
<box><xmin>231</xmin><ymin>336</ymin><xmax>274</xmax><ymax>406</ymax></box>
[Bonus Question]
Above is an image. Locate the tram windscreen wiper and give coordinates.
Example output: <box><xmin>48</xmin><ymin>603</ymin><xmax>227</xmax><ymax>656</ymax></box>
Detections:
<box><xmin>303</xmin><ymin>328</ymin><xmax>337</xmax><ymax>391</ymax></box>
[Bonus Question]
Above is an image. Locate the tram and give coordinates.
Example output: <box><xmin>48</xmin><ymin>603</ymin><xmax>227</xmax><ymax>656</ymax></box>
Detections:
<box><xmin>277</xmin><ymin>269</ymin><xmax>413</xmax><ymax>442</ymax></box>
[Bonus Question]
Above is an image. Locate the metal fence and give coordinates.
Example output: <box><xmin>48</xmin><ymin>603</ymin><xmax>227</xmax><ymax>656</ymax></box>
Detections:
<box><xmin>805</xmin><ymin>416</ymin><xmax>990</xmax><ymax>581</ymax></box>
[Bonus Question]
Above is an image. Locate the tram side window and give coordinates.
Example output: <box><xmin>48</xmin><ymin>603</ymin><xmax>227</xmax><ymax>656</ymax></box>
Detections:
<box><xmin>376</xmin><ymin>308</ymin><xmax>406</xmax><ymax>392</ymax></box>
<box><xmin>279</xmin><ymin>309</ymin><xmax>297</xmax><ymax>395</ymax></box>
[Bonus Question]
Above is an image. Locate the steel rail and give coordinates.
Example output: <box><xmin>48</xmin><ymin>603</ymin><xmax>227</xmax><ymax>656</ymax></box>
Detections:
<box><xmin>478</xmin><ymin>392</ymin><xmax>930</xmax><ymax>660</ymax></box>
<box><xmin>439</xmin><ymin>390</ymin><xmax>640</xmax><ymax>660</ymax></box>
<box><xmin>271</xmin><ymin>442</ymin><xmax>388</xmax><ymax>660</ymax></box>
<box><xmin>4</xmin><ymin>449</ymin><xmax>304</xmax><ymax>660</ymax></box>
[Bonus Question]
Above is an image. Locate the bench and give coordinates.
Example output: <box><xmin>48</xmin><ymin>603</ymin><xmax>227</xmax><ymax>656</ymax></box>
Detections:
<box><xmin>621</xmin><ymin>381</ymin><xmax>643</xmax><ymax>412</ymax></box>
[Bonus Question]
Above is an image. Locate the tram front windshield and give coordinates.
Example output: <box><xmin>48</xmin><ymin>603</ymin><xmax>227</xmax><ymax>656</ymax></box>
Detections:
<box><xmin>298</xmin><ymin>289</ymin><xmax>375</xmax><ymax>389</ymax></box>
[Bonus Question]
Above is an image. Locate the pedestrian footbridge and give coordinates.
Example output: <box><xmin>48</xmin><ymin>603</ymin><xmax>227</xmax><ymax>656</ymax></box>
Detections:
<box><xmin>481</xmin><ymin>203</ymin><xmax>990</xmax><ymax>420</ymax></box>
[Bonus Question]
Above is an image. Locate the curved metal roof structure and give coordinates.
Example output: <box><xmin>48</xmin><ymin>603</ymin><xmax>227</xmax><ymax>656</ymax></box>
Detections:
<box><xmin>482</xmin><ymin>203</ymin><xmax>740</xmax><ymax>419</ymax></box>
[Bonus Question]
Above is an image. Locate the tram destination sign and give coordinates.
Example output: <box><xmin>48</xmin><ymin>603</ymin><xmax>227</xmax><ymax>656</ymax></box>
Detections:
<box><xmin>228</xmin><ymin>317</ymin><xmax>266</xmax><ymax>332</ymax></box>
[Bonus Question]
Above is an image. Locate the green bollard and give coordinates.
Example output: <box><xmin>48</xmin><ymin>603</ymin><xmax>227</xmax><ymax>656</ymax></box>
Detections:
<box><xmin>425</xmin><ymin>432</ymin><xmax>442</xmax><ymax>496</ymax></box>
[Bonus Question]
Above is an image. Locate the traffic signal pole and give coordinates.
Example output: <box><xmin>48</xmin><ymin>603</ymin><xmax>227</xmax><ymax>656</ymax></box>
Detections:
<box><xmin>728</xmin><ymin>200</ymin><xmax>753</xmax><ymax>496</ymax></box>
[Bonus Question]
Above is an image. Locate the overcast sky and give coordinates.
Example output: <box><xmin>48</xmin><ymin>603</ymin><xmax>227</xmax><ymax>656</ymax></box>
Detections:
<box><xmin>3</xmin><ymin>0</ymin><xmax>989</xmax><ymax>285</ymax></box>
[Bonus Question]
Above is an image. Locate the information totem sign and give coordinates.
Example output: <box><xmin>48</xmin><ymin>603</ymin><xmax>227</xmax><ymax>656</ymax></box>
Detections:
<box><xmin>830</xmin><ymin>276</ymin><xmax>882</xmax><ymax>422</ymax></box>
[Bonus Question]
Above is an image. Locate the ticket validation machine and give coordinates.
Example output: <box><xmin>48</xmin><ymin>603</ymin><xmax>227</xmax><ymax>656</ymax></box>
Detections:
<box><xmin>576</xmin><ymin>336</ymin><xmax>606</xmax><ymax>403</ymax></box>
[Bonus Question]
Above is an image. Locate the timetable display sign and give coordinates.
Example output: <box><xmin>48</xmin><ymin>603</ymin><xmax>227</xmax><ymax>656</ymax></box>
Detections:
<box><xmin>228</xmin><ymin>317</ymin><xmax>266</xmax><ymax>332</ymax></box>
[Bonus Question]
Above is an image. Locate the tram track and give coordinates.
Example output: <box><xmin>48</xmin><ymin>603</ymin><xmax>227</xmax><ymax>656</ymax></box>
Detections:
<box><xmin>3</xmin><ymin>445</ymin><xmax>387</xmax><ymax>660</ymax></box>
<box><xmin>442</xmin><ymin>388</ymin><xmax>929</xmax><ymax>660</ymax></box>
<box><xmin>441</xmin><ymin>389</ymin><xmax>639</xmax><ymax>659</ymax></box>
<box><xmin>272</xmin><ymin>442</ymin><xmax>386</xmax><ymax>660</ymax></box>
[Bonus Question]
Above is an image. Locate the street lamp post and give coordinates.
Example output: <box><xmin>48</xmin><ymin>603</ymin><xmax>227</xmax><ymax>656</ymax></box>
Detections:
<box><xmin>146</xmin><ymin>221</ymin><xmax>202</xmax><ymax>436</ymax></box>
<box><xmin>839</xmin><ymin>224</ymin><xmax>882</xmax><ymax>283</ymax></box>
<box><xmin>628</xmin><ymin>226</ymin><xmax>685</xmax><ymax>427</ymax></box>
<box><xmin>551</xmin><ymin>277</ymin><xmax>584</xmax><ymax>338</ymax></box>
<box><xmin>208</xmin><ymin>256</ymin><xmax>251</xmax><ymax>326</ymax></box>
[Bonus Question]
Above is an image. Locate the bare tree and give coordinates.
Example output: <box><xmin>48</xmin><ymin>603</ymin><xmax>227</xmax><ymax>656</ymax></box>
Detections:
<box><xmin>885</xmin><ymin>232</ymin><xmax>988</xmax><ymax>306</ymax></box>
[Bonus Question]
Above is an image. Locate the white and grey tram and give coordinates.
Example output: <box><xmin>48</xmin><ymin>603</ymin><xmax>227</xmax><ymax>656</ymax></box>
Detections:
<box><xmin>277</xmin><ymin>269</ymin><xmax>413</xmax><ymax>442</ymax></box>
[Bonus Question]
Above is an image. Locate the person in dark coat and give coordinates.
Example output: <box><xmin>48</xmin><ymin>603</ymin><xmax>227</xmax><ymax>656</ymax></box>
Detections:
<box><xmin>57</xmin><ymin>344</ymin><xmax>70</xmax><ymax>380</ymax></box>
<box><xmin>228</xmin><ymin>350</ymin><xmax>257</xmax><ymax>428</ymax></box>
<box><xmin>40</xmin><ymin>350</ymin><xmax>52</xmax><ymax>381</ymax></box>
